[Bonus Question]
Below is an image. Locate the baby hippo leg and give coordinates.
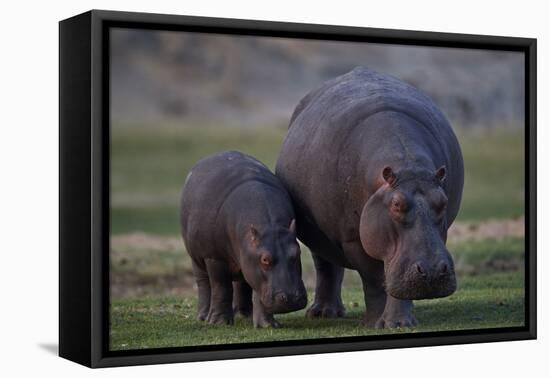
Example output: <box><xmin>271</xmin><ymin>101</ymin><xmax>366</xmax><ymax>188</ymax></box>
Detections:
<box><xmin>204</xmin><ymin>259</ymin><xmax>234</xmax><ymax>325</ymax></box>
<box><xmin>252</xmin><ymin>291</ymin><xmax>280</xmax><ymax>328</ymax></box>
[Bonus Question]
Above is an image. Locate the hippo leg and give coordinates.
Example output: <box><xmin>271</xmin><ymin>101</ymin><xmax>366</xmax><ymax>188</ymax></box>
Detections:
<box><xmin>360</xmin><ymin>279</ymin><xmax>386</xmax><ymax>327</ymax></box>
<box><xmin>306</xmin><ymin>254</ymin><xmax>345</xmax><ymax>318</ymax></box>
<box><xmin>191</xmin><ymin>259</ymin><xmax>211</xmax><ymax>321</ymax></box>
<box><xmin>375</xmin><ymin>297</ymin><xmax>417</xmax><ymax>329</ymax></box>
<box><xmin>358</xmin><ymin>259</ymin><xmax>388</xmax><ymax>327</ymax></box>
<box><xmin>358</xmin><ymin>261</ymin><xmax>416</xmax><ymax>328</ymax></box>
<box><xmin>252</xmin><ymin>291</ymin><xmax>281</xmax><ymax>328</ymax></box>
<box><xmin>359</xmin><ymin>266</ymin><xmax>416</xmax><ymax>328</ymax></box>
<box><xmin>204</xmin><ymin>258</ymin><xmax>234</xmax><ymax>325</ymax></box>
<box><xmin>342</xmin><ymin>242</ymin><xmax>387</xmax><ymax>326</ymax></box>
<box><xmin>233</xmin><ymin>280</ymin><xmax>253</xmax><ymax>318</ymax></box>
<box><xmin>342</xmin><ymin>241</ymin><xmax>417</xmax><ymax>328</ymax></box>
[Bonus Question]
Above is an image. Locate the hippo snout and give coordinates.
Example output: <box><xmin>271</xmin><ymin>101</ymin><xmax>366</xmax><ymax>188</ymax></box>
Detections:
<box><xmin>386</xmin><ymin>257</ymin><xmax>457</xmax><ymax>300</ymax></box>
<box><xmin>271</xmin><ymin>288</ymin><xmax>308</xmax><ymax>314</ymax></box>
<box><xmin>412</xmin><ymin>259</ymin><xmax>451</xmax><ymax>278</ymax></box>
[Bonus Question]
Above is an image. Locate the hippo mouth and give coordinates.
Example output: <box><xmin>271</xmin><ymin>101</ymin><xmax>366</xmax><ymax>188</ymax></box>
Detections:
<box><xmin>386</xmin><ymin>272</ymin><xmax>456</xmax><ymax>300</ymax></box>
<box><xmin>263</xmin><ymin>290</ymin><xmax>308</xmax><ymax>314</ymax></box>
<box><xmin>387</xmin><ymin>275</ymin><xmax>457</xmax><ymax>300</ymax></box>
<box><xmin>385</xmin><ymin>259</ymin><xmax>457</xmax><ymax>300</ymax></box>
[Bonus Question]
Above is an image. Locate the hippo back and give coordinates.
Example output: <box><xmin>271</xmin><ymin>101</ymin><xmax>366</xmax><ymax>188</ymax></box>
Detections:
<box><xmin>276</xmin><ymin>67</ymin><xmax>464</xmax><ymax>242</ymax></box>
<box><xmin>181</xmin><ymin>151</ymin><xmax>286</xmax><ymax>249</ymax></box>
<box><xmin>287</xmin><ymin>67</ymin><xmax>461</xmax><ymax>165</ymax></box>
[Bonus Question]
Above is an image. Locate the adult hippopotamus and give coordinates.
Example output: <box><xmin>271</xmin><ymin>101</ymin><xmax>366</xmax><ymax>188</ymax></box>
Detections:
<box><xmin>276</xmin><ymin>67</ymin><xmax>464</xmax><ymax>328</ymax></box>
<box><xmin>180</xmin><ymin>151</ymin><xmax>307</xmax><ymax>328</ymax></box>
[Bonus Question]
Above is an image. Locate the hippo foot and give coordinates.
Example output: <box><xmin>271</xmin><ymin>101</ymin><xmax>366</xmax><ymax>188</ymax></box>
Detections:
<box><xmin>306</xmin><ymin>301</ymin><xmax>345</xmax><ymax>318</ymax></box>
<box><xmin>206</xmin><ymin>310</ymin><xmax>234</xmax><ymax>325</ymax></box>
<box><xmin>374</xmin><ymin>312</ymin><xmax>417</xmax><ymax>329</ymax></box>
<box><xmin>233</xmin><ymin>304</ymin><xmax>253</xmax><ymax>318</ymax></box>
<box><xmin>252</xmin><ymin>291</ymin><xmax>282</xmax><ymax>328</ymax></box>
<box><xmin>253</xmin><ymin>315</ymin><xmax>281</xmax><ymax>329</ymax></box>
<box><xmin>197</xmin><ymin>310</ymin><xmax>209</xmax><ymax>321</ymax></box>
<box><xmin>234</xmin><ymin>309</ymin><xmax>252</xmax><ymax>318</ymax></box>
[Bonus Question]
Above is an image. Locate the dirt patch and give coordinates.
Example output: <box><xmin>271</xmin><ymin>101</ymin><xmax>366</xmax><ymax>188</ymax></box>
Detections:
<box><xmin>111</xmin><ymin>233</ymin><xmax>191</xmax><ymax>298</ymax></box>
<box><xmin>112</xmin><ymin>233</ymin><xmax>183</xmax><ymax>252</ymax></box>
<box><xmin>112</xmin><ymin>217</ymin><xmax>525</xmax><ymax>252</ymax></box>
<box><xmin>110</xmin><ymin>272</ymin><xmax>195</xmax><ymax>298</ymax></box>
<box><xmin>448</xmin><ymin>216</ymin><xmax>524</xmax><ymax>243</ymax></box>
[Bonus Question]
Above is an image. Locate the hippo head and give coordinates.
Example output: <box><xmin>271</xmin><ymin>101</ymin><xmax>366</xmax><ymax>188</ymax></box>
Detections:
<box><xmin>241</xmin><ymin>219</ymin><xmax>308</xmax><ymax>313</ymax></box>
<box><xmin>360</xmin><ymin>165</ymin><xmax>456</xmax><ymax>300</ymax></box>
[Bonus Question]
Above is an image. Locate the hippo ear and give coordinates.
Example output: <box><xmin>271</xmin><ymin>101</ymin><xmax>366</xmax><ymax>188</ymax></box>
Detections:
<box><xmin>435</xmin><ymin>165</ymin><xmax>446</xmax><ymax>184</ymax></box>
<box><xmin>289</xmin><ymin>219</ymin><xmax>296</xmax><ymax>234</ymax></box>
<box><xmin>382</xmin><ymin>166</ymin><xmax>397</xmax><ymax>186</ymax></box>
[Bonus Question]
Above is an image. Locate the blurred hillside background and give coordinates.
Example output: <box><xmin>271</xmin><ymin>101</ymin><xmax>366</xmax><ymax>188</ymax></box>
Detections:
<box><xmin>111</xmin><ymin>28</ymin><xmax>524</xmax><ymax>129</ymax></box>
<box><xmin>109</xmin><ymin>27</ymin><xmax>525</xmax><ymax>350</ymax></box>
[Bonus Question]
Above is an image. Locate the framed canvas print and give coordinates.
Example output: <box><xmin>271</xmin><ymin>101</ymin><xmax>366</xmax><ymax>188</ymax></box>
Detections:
<box><xmin>59</xmin><ymin>10</ymin><xmax>537</xmax><ymax>368</ymax></box>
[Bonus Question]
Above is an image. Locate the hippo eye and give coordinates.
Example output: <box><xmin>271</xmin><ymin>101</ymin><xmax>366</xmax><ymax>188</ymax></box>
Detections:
<box><xmin>432</xmin><ymin>192</ymin><xmax>448</xmax><ymax>214</ymax></box>
<box><xmin>434</xmin><ymin>200</ymin><xmax>447</xmax><ymax>217</ymax></box>
<box><xmin>260</xmin><ymin>253</ymin><xmax>273</xmax><ymax>270</ymax></box>
<box><xmin>391</xmin><ymin>200</ymin><xmax>400</xmax><ymax>212</ymax></box>
<box><xmin>391</xmin><ymin>198</ymin><xmax>407</xmax><ymax>214</ymax></box>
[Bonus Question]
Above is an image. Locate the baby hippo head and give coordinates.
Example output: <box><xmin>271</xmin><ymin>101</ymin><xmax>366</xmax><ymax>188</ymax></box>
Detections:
<box><xmin>241</xmin><ymin>219</ymin><xmax>308</xmax><ymax>314</ymax></box>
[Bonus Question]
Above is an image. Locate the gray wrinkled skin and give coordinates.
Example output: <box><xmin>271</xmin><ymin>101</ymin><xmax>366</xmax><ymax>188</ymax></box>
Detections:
<box><xmin>276</xmin><ymin>67</ymin><xmax>464</xmax><ymax>328</ymax></box>
<box><xmin>181</xmin><ymin>151</ymin><xmax>307</xmax><ymax>328</ymax></box>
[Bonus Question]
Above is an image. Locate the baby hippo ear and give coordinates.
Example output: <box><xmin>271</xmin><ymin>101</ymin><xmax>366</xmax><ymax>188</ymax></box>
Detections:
<box><xmin>289</xmin><ymin>219</ymin><xmax>296</xmax><ymax>234</ymax></box>
<box><xmin>435</xmin><ymin>165</ymin><xmax>446</xmax><ymax>184</ymax></box>
<box><xmin>382</xmin><ymin>166</ymin><xmax>397</xmax><ymax>186</ymax></box>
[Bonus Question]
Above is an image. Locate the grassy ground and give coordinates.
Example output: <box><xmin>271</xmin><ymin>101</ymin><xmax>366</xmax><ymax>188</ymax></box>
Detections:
<box><xmin>110</xmin><ymin>125</ymin><xmax>525</xmax><ymax>350</ymax></box>
<box><xmin>111</xmin><ymin>271</ymin><xmax>524</xmax><ymax>350</ymax></box>
<box><xmin>457</xmin><ymin>129</ymin><xmax>525</xmax><ymax>221</ymax></box>
<box><xmin>110</xmin><ymin>233</ymin><xmax>526</xmax><ymax>350</ymax></box>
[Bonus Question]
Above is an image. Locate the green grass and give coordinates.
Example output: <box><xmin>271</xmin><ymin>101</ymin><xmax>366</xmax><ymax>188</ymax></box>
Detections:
<box><xmin>110</xmin><ymin>271</ymin><xmax>524</xmax><ymax>350</ymax></box>
<box><xmin>450</xmin><ymin>237</ymin><xmax>525</xmax><ymax>274</ymax></box>
<box><xmin>111</xmin><ymin>126</ymin><xmax>286</xmax><ymax>235</ymax></box>
<box><xmin>111</xmin><ymin>125</ymin><xmax>524</xmax><ymax>235</ymax></box>
<box><xmin>458</xmin><ymin>128</ymin><xmax>525</xmax><ymax>221</ymax></box>
<box><xmin>110</xmin><ymin>235</ymin><xmax>525</xmax><ymax>350</ymax></box>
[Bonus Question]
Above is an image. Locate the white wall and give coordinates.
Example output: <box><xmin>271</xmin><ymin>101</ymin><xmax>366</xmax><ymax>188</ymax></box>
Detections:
<box><xmin>1</xmin><ymin>0</ymin><xmax>546</xmax><ymax>376</ymax></box>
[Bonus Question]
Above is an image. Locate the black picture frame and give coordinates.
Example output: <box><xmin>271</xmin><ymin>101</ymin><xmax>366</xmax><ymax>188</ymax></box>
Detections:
<box><xmin>59</xmin><ymin>9</ymin><xmax>537</xmax><ymax>368</ymax></box>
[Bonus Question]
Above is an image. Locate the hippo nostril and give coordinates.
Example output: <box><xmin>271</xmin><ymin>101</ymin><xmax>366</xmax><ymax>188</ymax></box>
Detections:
<box><xmin>414</xmin><ymin>262</ymin><xmax>426</xmax><ymax>276</ymax></box>
<box><xmin>438</xmin><ymin>262</ymin><xmax>449</xmax><ymax>276</ymax></box>
<box><xmin>276</xmin><ymin>293</ymin><xmax>288</xmax><ymax>303</ymax></box>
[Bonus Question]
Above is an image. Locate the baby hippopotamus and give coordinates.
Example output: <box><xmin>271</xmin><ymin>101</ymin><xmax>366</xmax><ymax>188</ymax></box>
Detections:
<box><xmin>180</xmin><ymin>151</ymin><xmax>307</xmax><ymax>328</ymax></box>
